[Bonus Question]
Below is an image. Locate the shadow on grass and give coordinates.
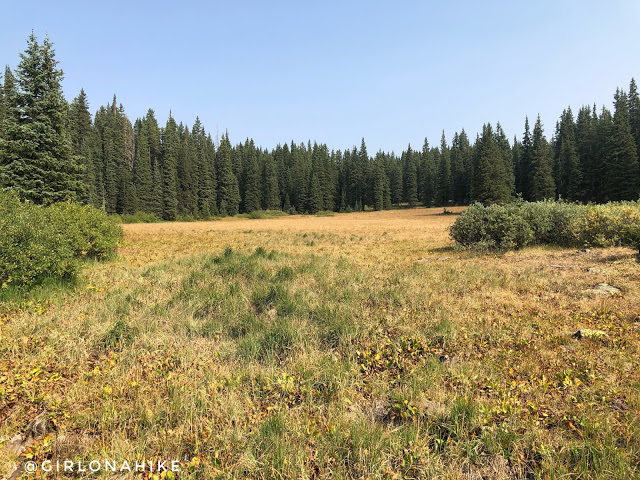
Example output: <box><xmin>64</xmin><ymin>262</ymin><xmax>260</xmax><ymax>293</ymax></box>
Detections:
<box><xmin>428</xmin><ymin>245</ymin><xmax>458</xmax><ymax>254</ymax></box>
<box><xmin>0</xmin><ymin>275</ymin><xmax>80</xmax><ymax>315</ymax></box>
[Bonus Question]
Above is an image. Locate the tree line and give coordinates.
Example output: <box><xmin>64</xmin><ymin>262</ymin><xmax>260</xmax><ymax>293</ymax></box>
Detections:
<box><xmin>1</xmin><ymin>34</ymin><xmax>639</xmax><ymax>218</ymax></box>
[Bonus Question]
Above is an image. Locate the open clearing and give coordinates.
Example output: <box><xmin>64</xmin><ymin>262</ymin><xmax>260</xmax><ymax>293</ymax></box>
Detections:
<box><xmin>1</xmin><ymin>207</ymin><xmax>639</xmax><ymax>479</ymax></box>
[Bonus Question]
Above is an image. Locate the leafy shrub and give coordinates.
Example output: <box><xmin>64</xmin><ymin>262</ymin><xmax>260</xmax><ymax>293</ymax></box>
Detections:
<box><xmin>450</xmin><ymin>200</ymin><xmax>640</xmax><ymax>252</ymax></box>
<box><xmin>0</xmin><ymin>192</ymin><xmax>122</xmax><ymax>289</ymax></box>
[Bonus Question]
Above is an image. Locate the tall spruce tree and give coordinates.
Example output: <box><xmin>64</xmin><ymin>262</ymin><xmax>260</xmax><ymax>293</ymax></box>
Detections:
<box><xmin>242</xmin><ymin>139</ymin><xmax>261</xmax><ymax>212</ymax></box>
<box><xmin>0</xmin><ymin>33</ymin><xmax>81</xmax><ymax>204</ymax></box>
<box><xmin>161</xmin><ymin>115</ymin><xmax>179</xmax><ymax>220</ymax></box>
<box><xmin>553</xmin><ymin>108</ymin><xmax>581</xmax><ymax>200</ymax></box>
<box><xmin>420</xmin><ymin>138</ymin><xmax>437</xmax><ymax>206</ymax></box>
<box><xmin>437</xmin><ymin>131</ymin><xmax>452</xmax><ymax>205</ymax></box>
<box><xmin>494</xmin><ymin>123</ymin><xmax>515</xmax><ymax>195</ymax></box>
<box><xmin>133</xmin><ymin>116</ymin><xmax>152</xmax><ymax>212</ymax></box>
<box><xmin>0</xmin><ymin>68</ymin><xmax>5</xmax><ymax>139</ymax></box>
<box><xmin>216</xmin><ymin>132</ymin><xmax>240</xmax><ymax>215</ymax></box>
<box><xmin>192</xmin><ymin>117</ymin><xmax>216</xmax><ymax>218</ymax></box>
<box><xmin>628</xmin><ymin>78</ymin><xmax>640</xmax><ymax>155</ymax></box>
<box><xmin>471</xmin><ymin>123</ymin><xmax>511</xmax><ymax>204</ymax></box>
<box><xmin>576</xmin><ymin>105</ymin><xmax>599</xmax><ymax>202</ymax></box>
<box><xmin>67</xmin><ymin>89</ymin><xmax>97</xmax><ymax>205</ymax></box>
<box><xmin>516</xmin><ymin>117</ymin><xmax>532</xmax><ymax>199</ymax></box>
<box><xmin>402</xmin><ymin>144</ymin><xmax>418</xmax><ymax>206</ymax></box>
<box><xmin>529</xmin><ymin>115</ymin><xmax>556</xmax><ymax>200</ymax></box>
<box><xmin>605</xmin><ymin>89</ymin><xmax>640</xmax><ymax>200</ymax></box>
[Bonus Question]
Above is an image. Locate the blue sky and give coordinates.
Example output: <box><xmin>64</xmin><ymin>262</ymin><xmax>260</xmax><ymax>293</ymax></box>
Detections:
<box><xmin>2</xmin><ymin>1</ymin><xmax>639</xmax><ymax>154</ymax></box>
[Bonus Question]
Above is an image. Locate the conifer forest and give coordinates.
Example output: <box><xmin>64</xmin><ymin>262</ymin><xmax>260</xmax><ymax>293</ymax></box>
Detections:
<box><xmin>1</xmin><ymin>33</ymin><xmax>639</xmax><ymax>216</ymax></box>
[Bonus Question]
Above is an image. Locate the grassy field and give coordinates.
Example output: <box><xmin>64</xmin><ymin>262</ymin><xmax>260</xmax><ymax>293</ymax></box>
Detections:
<box><xmin>1</xmin><ymin>207</ymin><xmax>639</xmax><ymax>479</ymax></box>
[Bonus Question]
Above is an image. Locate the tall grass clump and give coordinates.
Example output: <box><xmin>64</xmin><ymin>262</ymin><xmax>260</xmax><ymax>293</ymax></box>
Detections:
<box><xmin>0</xmin><ymin>192</ymin><xmax>122</xmax><ymax>289</ymax></box>
<box><xmin>450</xmin><ymin>199</ymin><xmax>640</xmax><ymax>251</ymax></box>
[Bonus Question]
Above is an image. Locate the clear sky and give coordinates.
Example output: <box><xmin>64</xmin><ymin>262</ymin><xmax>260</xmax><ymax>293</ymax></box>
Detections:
<box><xmin>1</xmin><ymin>1</ymin><xmax>639</xmax><ymax>154</ymax></box>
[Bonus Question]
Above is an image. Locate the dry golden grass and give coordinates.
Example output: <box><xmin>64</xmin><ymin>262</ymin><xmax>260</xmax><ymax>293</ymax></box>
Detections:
<box><xmin>1</xmin><ymin>207</ymin><xmax>639</xmax><ymax>479</ymax></box>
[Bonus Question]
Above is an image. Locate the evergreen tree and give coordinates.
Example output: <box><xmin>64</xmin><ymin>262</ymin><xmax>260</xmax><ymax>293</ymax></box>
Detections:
<box><xmin>437</xmin><ymin>131</ymin><xmax>451</xmax><ymax>205</ymax></box>
<box><xmin>0</xmin><ymin>68</ymin><xmax>6</xmax><ymax>140</ymax></box>
<box><xmin>0</xmin><ymin>33</ymin><xmax>81</xmax><ymax>204</ymax></box>
<box><xmin>576</xmin><ymin>105</ymin><xmax>599</xmax><ymax>202</ymax></box>
<box><xmin>262</xmin><ymin>151</ymin><xmax>280</xmax><ymax>210</ymax></box>
<box><xmin>605</xmin><ymin>89</ymin><xmax>640</xmax><ymax>200</ymax></box>
<box><xmin>594</xmin><ymin>106</ymin><xmax>614</xmax><ymax>203</ymax></box>
<box><xmin>176</xmin><ymin>122</ymin><xmax>197</xmax><ymax>216</ymax></box>
<box><xmin>494</xmin><ymin>123</ymin><xmax>515</xmax><ymax>195</ymax></box>
<box><xmin>511</xmin><ymin>137</ymin><xmax>523</xmax><ymax>197</ymax></box>
<box><xmin>133</xmin><ymin>116</ymin><xmax>152</xmax><ymax>212</ymax></box>
<box><xmin>471</xmin><ymin>123</ymin><xmax>511</xmax><ymax>204</ymax></box>
<box><xmin>242</xmin><ymin>139</ymin><xmax>261</xmax><ymax>212</ymax></box>
<box><xmin>216</xmin><ymin>132</ymin><xmax>240</xmax><ymax>215</ymax></box>
<box><xmin>160</xmin><ymin>115</ymin><xmax>179</xmax><ymax>220</ymax></box>
<box><xmin>516</xmin><ymin>117</ymin><xmax>532</xmax><ymax>199</ymax></box>
<box><xmin>529</xmin><ymin>115</ymin><xmax>556</xmax><ymax>201</ymax></box>
<box><xmin>192</xmin><ymin>117</ymin><xmax>216</xmax><ymax>217</ymax></box>
<box><xmin>553</xmin><ymin>108</ymin><xmax>581</xmax><ymax>200</ymax></box>
<box><xmin>307</xmin><ymin>172</ymin><xmax>323</xmax><ymax>213</ymax></box>
<box><xmin>628</xmin><ymin>78</ymin><xmax>640</xmax><ymax>154</ymax></box>
<box><xmin>372</xmin><ymin>151</ymin><xmax>386</xmax><ymax>210</ymax></box>
<box><xmin>402</xmin><ymin>144</ymin><xmax>418</xmax><ymax>206</ymax></box>
<box><xmin>388</xmin><ymin>155</ymin><xmax>403</xmax><ymax>206</ymax></box>
<box><xmin>67</xmin><ymin>89</ymin><xmax>97</xmax><ymax>205</ymax></box>
<box><xmin>420</xmin><ymin>138</ymin><xmax>437</xmax><ymax>206</ymax></box>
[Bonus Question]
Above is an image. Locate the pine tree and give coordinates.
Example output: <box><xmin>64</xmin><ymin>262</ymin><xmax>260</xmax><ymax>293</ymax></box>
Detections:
<box><xmin>0</xmin><ymin>68</ymin><xmax>5</xmax><ymax>140</ymax></box>
<box><xmin>402</xmin><ymin>144</ymin><xmax>418</xmax><ymax>206</ymax></box>
<box><xmin>576</xmin><ymin>105</ymin><xmax>599</xmax><ymax>202</ymax></box>
<box><xmin>192</xmin><ymin>117</ymin><xmax>216</xmax><ymax>218</ymax></box>
<box><xmin>420</xmin><ymin>138</ymin><xmax>437</xmax><ymax>206</ymax></box>
<box><xmin>216</xmin><ymin>132</ymin><xmax>240</xmax><ymax>215</ymax></box>
<box><xmin>133</xmin><ymin>116</ymin><xmax>152</xmax><ymax>212</ymax></box>
<box><xmin>553</xmin><ymin>108</ymin><xmax>581</xmax><ymax>200</ymax></box>
<box><xmin>628</xmin><ymin>78</ymin><xmax>640</xmax><ymax>155</ymax></box>
<box><xmin>263</xmin><ymin>151</ymin><xmax>280</xmax><ymax>210</ymax></box>
<box><xmin>0</xmin><ymin>33</ymin><xmax>81</xmax><ymax>204</ymax></box>
<box><xmin>516</xmin><ymin>117</ymin><xmax>532</xmax><ymax>199</ymax></box>
<box><xmin>176</xmin><ymin>122</ymin><xmax>197</xmax><ymax>216</ymax></box>
<box><xmin>307</xmin><ymin>172</ymin><xmax>323</xmax><ymax>213</ymax></box>
<box><xmin>388</xmin><ymin>155</ymin><xmax>403</xmax><ymax>206</ymax></box>
<box><xmin>605</xmin><ymin>89</ymin><xmax>640</xmax><ymax>200</ymax></box>
<box><xmin>437</xmin><ymin>131</ymin><xmax>451</xmax><ymax>205</ymax></box>
<box><xmin>242</xmin><ymin>139</ymin><xmax>261</xmax><ymax>212</ymax></box>
<box><xmin>372</xmin><ymin>151</ymin><xmax>386</xmax><ymax>211</ymax></box>
<box><xmin>529</xmin><ymin>115</ymin><xmax>556</xmax><ymax>201</ymax></box>
<box><xmin>67</xmin><ymin>89</ymin><xmax>97</xmax><ymax>205</ymax></box>
<box><xmin>494</xmin><ymin>123</ymin><xmax>515</xmax><ymax>195</ymax></box>
<box><xmin>470</xmin><ymin>123</ymin><xmax>511</xmax><ymax>204</ymax></box>
<box><xmin>161</xmin><ymin>115</ymin><xmax>179</xmax><ymax>220</ymax></box>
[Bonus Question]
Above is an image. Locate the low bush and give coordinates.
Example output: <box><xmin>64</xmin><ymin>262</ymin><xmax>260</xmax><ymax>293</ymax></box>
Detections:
<box><xmin>0</xmin><ymin>192</ymin><xmax>122</xmax><ymax>289</ymax></box>
<box><xmin>450</xmin><ymin>200</ymin><xmax>640</xmax><ymax>252</ymax></box>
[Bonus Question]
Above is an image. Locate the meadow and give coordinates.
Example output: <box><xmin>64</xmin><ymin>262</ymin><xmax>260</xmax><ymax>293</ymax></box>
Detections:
<box><xmin>1</xmin><ymin>207</ymin><xmax>639</xmax><ymax>479</ymax></box>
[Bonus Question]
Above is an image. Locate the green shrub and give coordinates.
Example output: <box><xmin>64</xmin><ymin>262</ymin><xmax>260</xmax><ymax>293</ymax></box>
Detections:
<box><xmin>450</xmin><ymin>200</ymin><xmax>640</xmax><ymax>252</ymax></box>
<box><xmin>0</xmin><ymin>192</ymin><xmax>122</xmax><ymax>289</ymax></box>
